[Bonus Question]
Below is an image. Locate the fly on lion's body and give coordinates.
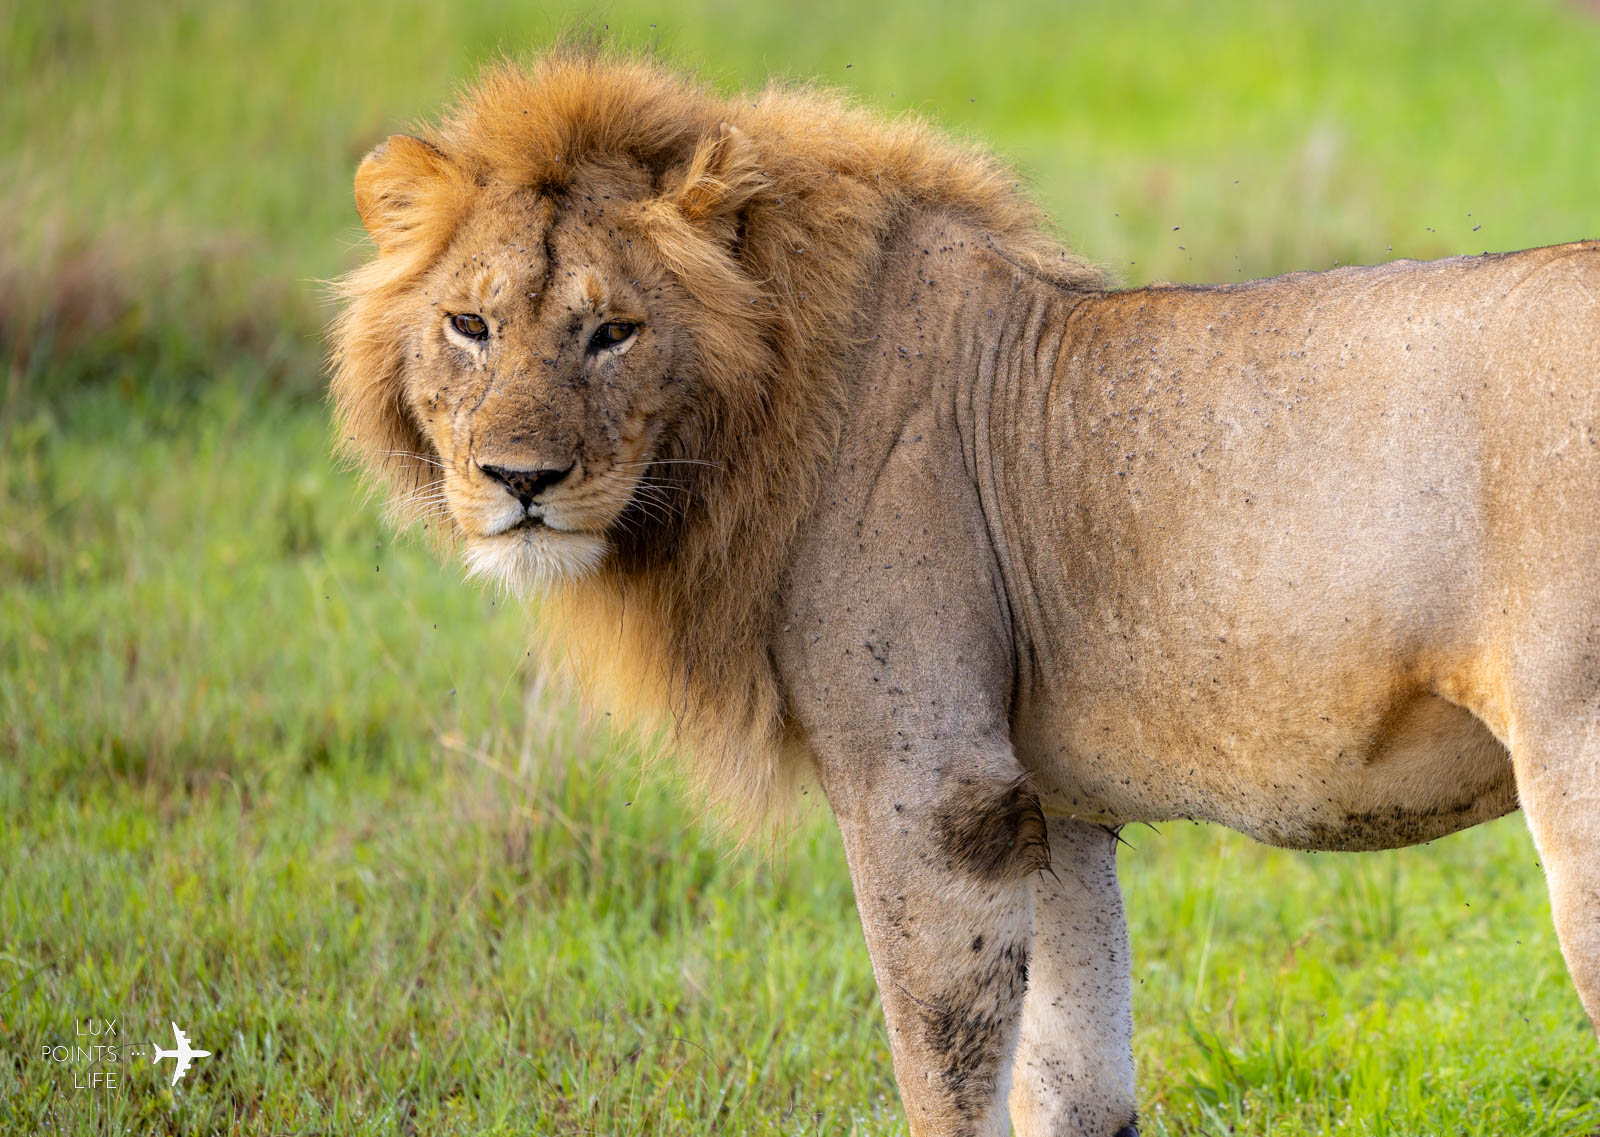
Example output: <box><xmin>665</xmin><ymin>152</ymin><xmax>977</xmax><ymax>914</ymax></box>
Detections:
<box><xmin>333</xmin><ymin>49</ymin><xmax>1599</xmax><ymax>1137</ymax></box>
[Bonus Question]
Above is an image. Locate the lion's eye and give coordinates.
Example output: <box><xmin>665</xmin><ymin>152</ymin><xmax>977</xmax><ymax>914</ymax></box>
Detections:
<box><xmin>588</xmin><ymin>321</ymin><xmax>638</xmax><ymax>352</ymax></box>
<box><xmin>450</xmin><ymin>313</ymin><xmax>489</xmax><ymax>340</ymax></box>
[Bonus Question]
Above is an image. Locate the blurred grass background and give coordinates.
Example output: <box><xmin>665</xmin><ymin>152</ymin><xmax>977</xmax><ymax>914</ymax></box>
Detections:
<box><xmin>3</xmin><ymin>0</ymin><xmax>1599</xmax><ymax>1133</ymax></box>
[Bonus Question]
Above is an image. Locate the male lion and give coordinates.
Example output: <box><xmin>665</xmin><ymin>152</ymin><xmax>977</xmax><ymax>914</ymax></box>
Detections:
<box><xmin>332</xmin><ymin>50</ymin><xmax>1599</xmax><ymax>1137</ymax></box>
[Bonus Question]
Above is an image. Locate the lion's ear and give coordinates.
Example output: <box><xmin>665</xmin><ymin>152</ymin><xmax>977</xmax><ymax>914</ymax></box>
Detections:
<box><xmin>634</xmin><ymin>123</ymin><xmax>770</xmax><ymax>295</ymax></box>
<box><xmin>354</xmin><ymin>134</ymin><xmax>467</xmax><ymax>254</ymax></box>
<box><xmin>666</xmin><ymin>122</ymin><xmax>765</xmax><ymax>225</ymax></box>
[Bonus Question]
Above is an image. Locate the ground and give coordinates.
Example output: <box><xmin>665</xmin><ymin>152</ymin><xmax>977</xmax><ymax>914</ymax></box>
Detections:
<box><xmin>4</xmin><ymin>0</ymin><xmax>1600</xmax><ymax>1132</ymax></box>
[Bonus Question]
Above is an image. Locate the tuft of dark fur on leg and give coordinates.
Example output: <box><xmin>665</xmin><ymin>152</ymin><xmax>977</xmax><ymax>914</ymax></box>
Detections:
<box><xmin>934</xmin><ymin>773</ymin><xmax>1051</xmax><ymax>881</ymax></box>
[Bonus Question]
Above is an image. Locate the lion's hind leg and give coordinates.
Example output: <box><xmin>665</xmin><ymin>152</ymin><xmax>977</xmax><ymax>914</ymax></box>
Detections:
<box><xmin>1500</xmin><ymin>631</ymin><xmax>1600</xmax><ymax>1038</ymax></box>
<box><xmin>1509</xmin><ymin>709</ymin><xmax>1600</xmax><ymax>1037</ymax></box>
<box><xmin>1008</xmin><ymin>818</ymin><xmax>1139</xmax><ymax>1137</ymax></box>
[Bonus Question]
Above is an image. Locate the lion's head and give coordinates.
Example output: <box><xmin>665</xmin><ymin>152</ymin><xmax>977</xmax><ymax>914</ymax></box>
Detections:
<box><xmin>336</xmin><ymin>72</ymin><xmax>783</xmax><ymax>595</ymax></box>
<box><xmin>331</xmin><ymin>48</ymin><xmax>1102</xmax><ymax>820</ymax></box>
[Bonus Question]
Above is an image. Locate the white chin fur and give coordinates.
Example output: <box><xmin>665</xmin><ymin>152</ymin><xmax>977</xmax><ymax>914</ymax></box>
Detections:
<box><xmin>463</xmin><ymin>528</ymin><xmax>609</xmax><ymax>594</ymax></box>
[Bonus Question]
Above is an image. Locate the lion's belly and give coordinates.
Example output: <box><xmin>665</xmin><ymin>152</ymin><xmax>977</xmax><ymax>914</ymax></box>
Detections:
<box><xmin>1017</xmin><ymin>687</ymin><xmax>1517</xmax><ymax>851</ymax></box>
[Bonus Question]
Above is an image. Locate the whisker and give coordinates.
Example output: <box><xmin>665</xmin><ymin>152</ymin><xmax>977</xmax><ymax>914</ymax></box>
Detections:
<box><xmin>395</xmin><ymin>499</ymin><xmax>453</xmax><ymax>513</ymax></box>
<box><xmin>617</xmin><ymin>503</ymin><xmax>668</xmax><ymax>534</ymax></box>
<box><xmin>393</xmin><ymin>483</ymin><xmax>448</xmax><ymax>499</ymax></box>
<box><xmin>391</xmin><ymin>475</ymin><xmax>447</xmax><ymax>496</ymax></box>
<box><xmin>378</xmin><ymin>449</ymin><xmax>451</xmax><ymax>470</ymax></box>
<box><xmin>390</xmin><ymin>490</ymin><xmax>453</xmax><ymax>509</ymax></box>
<box><xmin>630</xmin><ymin>486</ymin><xmax>686</xmax><ymax>520</ymax></box>
<box><xmin>614</xmin><ymin>458</ymin><xmax>724</xmax><ymax>471</ymax></box>
<box><xmin>392</xmin><ymin>472</ymin><xmax>447</xmax><ymax>491</ymax></box>
<box><xmin>632</xmin><ymin>479</ymin><xmax>697</xmax><ymax>501</ymax></box>
<box><xmin>626</xmin><ymin>503</ymin><xmax>674</xmax><ymax>529</ymax></box>
<box><xmin>392</xmin><ymin>493</ymin><xmax>451</xmax><ymax>512</ymax></box>
<box><xmin>621</xmin><ymin>492</ymin><xmax>675</xmax><ymax>526</ymax></box>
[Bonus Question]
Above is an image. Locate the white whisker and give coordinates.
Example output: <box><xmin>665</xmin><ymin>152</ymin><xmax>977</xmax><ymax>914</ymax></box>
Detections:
<box><xmin>630</xmin><ymin>486</ymin><xmax>687</xmax><ymax>521</ymax></box>
<box><xmin>614</xmin><ymin>458</ymin><xmax>724</xmax><ymax>471</ymax></box>
<box><xmin>391</xmin><ymin>480</ymin><xmax>449</xmax><ymax>505</ymax></box>
<box><xmin>378</xmin><ymin>449</ymin><xmax>451</xmax><ymax>471</ymax></box>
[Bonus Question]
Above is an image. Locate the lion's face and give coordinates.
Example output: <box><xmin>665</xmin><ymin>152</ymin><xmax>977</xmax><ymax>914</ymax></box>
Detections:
<box><xmin>339</xmin><ymin>110</ymin><xmax>790</xmax><ymax>599</ymax></box>
<box><xmin>394</xmin><ymin>164</ymin><xmax>700</xmax><ymax>590</ymax></box>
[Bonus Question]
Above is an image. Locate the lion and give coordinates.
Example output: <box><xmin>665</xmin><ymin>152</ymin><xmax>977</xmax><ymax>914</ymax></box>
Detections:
<box><xmin>331</xmin><ymin>48</ymin><xmax>1600</xmax><ymax>1137</ymax></box>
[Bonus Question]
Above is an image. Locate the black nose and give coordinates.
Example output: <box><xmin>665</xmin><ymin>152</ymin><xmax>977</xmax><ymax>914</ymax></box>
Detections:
<box><xmin>479</xmin><ymin>462</ymin><xmax>574</xmax><ymax>507</ymax></box>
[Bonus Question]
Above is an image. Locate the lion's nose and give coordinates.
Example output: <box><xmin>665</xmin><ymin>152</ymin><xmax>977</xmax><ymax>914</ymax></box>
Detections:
<box><xmin>479</xmin><ymin>461</ymin><xmax>575</xmax><ymax>507</ymax></box>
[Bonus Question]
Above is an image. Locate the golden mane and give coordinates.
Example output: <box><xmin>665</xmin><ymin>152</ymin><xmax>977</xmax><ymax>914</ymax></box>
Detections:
<box><xmin>330</xmin><ymin>47</ymin><xmax>1106</xmax><ymax>827</ymax></box>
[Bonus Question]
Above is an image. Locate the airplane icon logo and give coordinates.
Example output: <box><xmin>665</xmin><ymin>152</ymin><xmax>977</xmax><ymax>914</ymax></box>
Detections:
<box><xmin>151</xmin><ymin>1022</ymin><xmax>211</xmax><ymax>1085</ymax></box>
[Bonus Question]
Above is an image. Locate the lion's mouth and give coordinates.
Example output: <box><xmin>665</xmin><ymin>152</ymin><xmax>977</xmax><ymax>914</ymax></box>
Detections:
<box><xmin>463</xmin><ymin>519</ymin><xmax>611</xmax><ymax>592</ymax></box>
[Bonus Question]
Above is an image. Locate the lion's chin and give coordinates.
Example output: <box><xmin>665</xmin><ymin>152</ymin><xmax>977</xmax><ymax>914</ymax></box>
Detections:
<box><xmin>462</xmin><ymin>527</ymin><xmax>609</xmax><ymax>594</ymax></box>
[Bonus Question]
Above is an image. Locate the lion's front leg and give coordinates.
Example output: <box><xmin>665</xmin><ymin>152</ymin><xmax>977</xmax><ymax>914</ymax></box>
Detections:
<box><xmin>1009</xmin><ymin>819</ymin><xmax>1139</xmax><ymax>1137</ymax></box>
<box><xmin>820</xmin><ymin>749</ymin><xmax>1045</xmax><ymax>1137</ymax></box>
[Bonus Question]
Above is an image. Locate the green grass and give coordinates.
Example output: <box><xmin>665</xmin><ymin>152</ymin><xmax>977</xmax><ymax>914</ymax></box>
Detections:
<box><xmin>4</xmin><ymin>0</ymin><xmax>1600</xmax><ymax>1133</ymax></box>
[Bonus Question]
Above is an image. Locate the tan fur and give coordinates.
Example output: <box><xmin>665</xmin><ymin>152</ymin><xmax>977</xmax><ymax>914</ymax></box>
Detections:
<box><xmin>333</xmin><ymin>48</ymin><xmax>1600</xmax><ymax>1137</ymax></box>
